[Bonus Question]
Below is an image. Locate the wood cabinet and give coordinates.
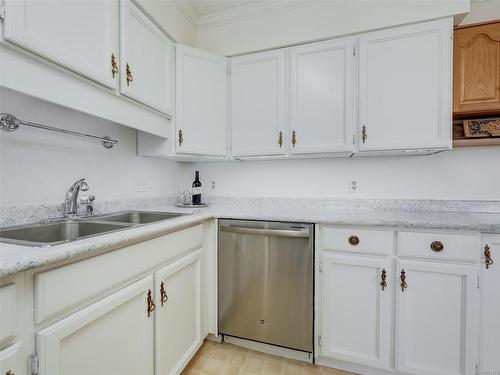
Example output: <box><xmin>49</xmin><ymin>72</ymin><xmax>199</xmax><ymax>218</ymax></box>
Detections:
<box><xmin>176</xmin><ymin>44</ymin><xmax>228</xmax><ymax>156</ymax></box>
<box><xmin>36</xmin><ymin>276</ymin><xmax>155</xmax><ymax>375</ymax></box>
<box><xmin>289</xmin><ymin>38</ymin><xmax>355</xmax><ymax>155</ymax></box>
<box><xmin>120</xmin><ymin>0</ymin><xmax>174</xmax><ymax>116</ymax></box>
<box><xmin>395</xmin><ymin>260</ymin><xmax>478</xmax><ymax>375</ymax></box>
<box><xmin>230</xmin><ymin>50</ymin><xmax>286</xmax><ymax>157</ymax></box>
<box><xmin>453</xmin><ymin>21</ymin><xmax>500</xmax><ymax>118</ymax></box>
<box><xmin>320</xmin><ymin>253</ymin><xmax>392</xmax><ymax>370</ymax></box>
<box><xmin>155</xmin><ymin>250</ymin><xmax>202</xmax><ymax>375</ymax></box>
<box><xmin>358</xmin><ymin>19</ymin><xmax>452</xmax><ymax>153</ymax></box>
<box><xmin>481</xmin><ymin>235</ymin><xmax>500</xmax><ymax>374</ymax></box>
<box><xmin>3</xmin><ymin>0</ymin><xmax>119</xmax><ymax>89</ymax></box>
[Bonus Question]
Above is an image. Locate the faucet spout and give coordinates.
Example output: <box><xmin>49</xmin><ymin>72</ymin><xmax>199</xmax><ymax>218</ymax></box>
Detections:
<box><xmin>65</xmin><ymin>178</ymin><xmax>89</xmax><ymax>217</ymax></box>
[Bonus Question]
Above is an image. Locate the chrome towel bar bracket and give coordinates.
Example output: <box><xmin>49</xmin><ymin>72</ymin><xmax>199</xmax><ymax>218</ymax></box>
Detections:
<box><xmin>0</xmin><ymin>113</ymin><xmax>118</xmax><ymax>149</ymax></box>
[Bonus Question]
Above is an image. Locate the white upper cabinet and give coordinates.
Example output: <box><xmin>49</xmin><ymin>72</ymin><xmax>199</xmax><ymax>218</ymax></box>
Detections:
<box><xmin>481</xmin><ymin>236</ymin><xmax>500</xmax><ymax>374</ymax></box>
<box><xmin>358</xmin><ymin>18</ymin><xmax>452</xmax><ymax>153</ymax></box>
<box><xmin>395</xmin><ymin>260</ymin><xmax>478</xmax><ymax>375</ymax></box>
<box><xmin>176</xmin><ymin>45</ymin><xmax>228</xmax><ymax>156</ymax></box>
<box><xmin>230</xmin><ymin>50</ymin><xmax>286</xmax><ymax>157</ymax></box>
<box><xmin>289</xmin><ymin>38</ymin><xmax>355</xmax><ymax>155</ymax></box>
<box><xmin>120</xmin><ymin>0</ymin><xmax>174</xmax><ymax>116</ymax></box>
<box><xmin>3</xmin><ymin>0</ymin><xmax>119</xmax><ymax>89</ymax></box>
<box><xmin>320</xmin><ymin>253</ymin><xmax>392</xmax><ymax>370</ymax></box>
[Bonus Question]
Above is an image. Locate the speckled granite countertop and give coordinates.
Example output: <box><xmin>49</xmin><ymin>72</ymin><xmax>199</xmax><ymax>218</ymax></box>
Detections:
<box><xmin>2</xmin><ymin>199</ymin><xmax>500</xmax><ymax>278</ymax></box>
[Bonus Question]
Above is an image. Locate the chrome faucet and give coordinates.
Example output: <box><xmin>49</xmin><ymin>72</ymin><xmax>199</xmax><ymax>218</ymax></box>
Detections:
<box><xmin>65</xmin><ymin>178</ymin><xmax>90</xmax><ymax>217</ymax></box>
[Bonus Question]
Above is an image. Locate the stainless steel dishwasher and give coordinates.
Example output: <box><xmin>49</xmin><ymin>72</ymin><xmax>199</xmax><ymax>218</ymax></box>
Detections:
<box><xmin>218</xmin><ymin>219</ymin><xmax>314</xmax><ymax>353</ymax></box>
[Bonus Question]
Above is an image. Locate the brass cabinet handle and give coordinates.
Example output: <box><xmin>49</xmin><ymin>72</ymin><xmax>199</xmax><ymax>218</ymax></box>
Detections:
<box><xmin>178</xmin><ymin>129</ymin><xmax>183</xmax><ymax>146</ymax></box>
<box><xmin>361</xmin><ymin>125</ymin><xmax>367</xmax><ymax>144</ymax></box>
<box><xmin>291</xmin><ymin>130</ymin><xmax>296</xmax><ymax>147</ymax></box>
<box><xmin>126</xmin><ymin>63</ymin><xmax>133</xmax><ymax>86</ymax></box>
<box><xmin>278</xmin><ymin>131</ymin><xmax>283</xmax><ymax>148</ymax></box>
<box><xmin>400</xmin><ymin>269</ymin><xmax>408</xmax><ymax>292</ymax></box>
<box><xmin>6</xmin><ymin>370</ymin><xmax>14</xmax><ymax>375</ymax></box>
<box><xmin>380</xmin><ymin>268</ymin><xmax>387</xmax><ymax>291</ymax></box>
<box><xmin>485</xmin><ymin>245</ymin><xmax>494</xmax><ymax>269</ymax></box>
<box><xmin>111</xmin><ymin>53</ymin><xmax>118</xmax><ymax>79</ymax></box>
<box><xmin>348</xmin><ymin>235</ymin><xmax>360</xmax><ymax>246</ymax></box>
<box><xmin>430</xmin><ymin>241</ymin><xmax>444</xmax><ymax>253</ymax></box>
<box><xmin>160</xmin><ymin>281</ymin><xmax>168</xmax><ymax>306</ymax></box>
<box><xmin>147</xmin><ymin>289</ymin><xmax>155</xmax><ymax>318</ymax></box>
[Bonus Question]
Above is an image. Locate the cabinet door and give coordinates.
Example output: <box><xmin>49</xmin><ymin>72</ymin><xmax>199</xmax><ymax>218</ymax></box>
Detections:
<box><xmin>176</xmin><ymin>45</ymin><xmax>228</xmax><ymax>156</ymax></box>
<box><xmin>396</xmin><ymin>260</ymin><xmax>479</xmax><ymax>375</ymax></box>
<box><xmin>230</xmin><ymin>50</ymin><xmax>286</xmax><ymax>156</ymax></box>
<box><xmin>155</xmin><ymin>250</ymin><xmax>202</xmax><ymax>375</ymax></box>
<box><xmin>454</xmin><ymin>21</ymin><xmax>500</xmax><ymax>117</ymax></box>
<box><xmin>320</xmin><ymin>253</ymin><xmax>392</xmax><ymax>369</ymax></box>
<box><xmin>481</xmin><ymin>235</ymin><xmax>500</xmax><ymax>373</ymax></box>
<box><xmin>358</xmin><ymin>19</ymin><xmax>452</xmax><ymax>152</ymax></box>
<box><xmin>289</xmin><ymin>38</ymin><xmax>355</xmax><ymax>154</ymax></box>
<box><xmin>120</xmin><ymin>0</ymin><xmax>174</xmax><ymax>115</ymax></box>
<box><xmin>0</xmin><ymin>343</ymin><xmax>22</xmax><ymax>375</ymax></box>
<box><xmin>36</xmin><ymin>276</ymin><xmax>154</xmax><ymax>375</ymax></box>
<box><xmin>3</xmin><ymin>0</ymin><xmax>119</xmax><ymax>89</ymax></box>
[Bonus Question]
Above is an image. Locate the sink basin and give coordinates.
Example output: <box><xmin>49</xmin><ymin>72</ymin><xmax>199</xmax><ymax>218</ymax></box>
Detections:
<box><xmin>0</xmin><ymin>220</ymin><xmax>131</xmax><ymax>247</ymax></box>
<box><xmin>92</xmin><ymin>211</ymin><xmax>188</xmax><ymax>224</ymax></box>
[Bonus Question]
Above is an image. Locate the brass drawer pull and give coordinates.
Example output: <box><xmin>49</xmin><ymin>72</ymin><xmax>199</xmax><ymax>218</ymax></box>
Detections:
<box><xmin>111</xmin><ymin>53</ymin><xmax>118</xmax><ymax>79</ymax></box>
<box><xmin>126</xmin><ymin>63</ymin><xmax>133</xmax><ymax>86</ymax></box>
<box><xmin>431</xmin><ymin>241</ymin><xmax>444</xmax><ymax>252</ymax></box>
<box><xmin>178</xmin><ymin>129</ymin><xmax>183</xmax><ymax>146</ymax></box>
<box><xmin>147</xmin><ymin>289</ymin><xmax>155</xmax><ymax>318</ymax></box>
<box><xmin>361</xmin><ymin>125</ymin><xmax>367</xmax><ymax>143</ymax></box>
<box><xmin>348</xmin><ymin>235</ymin><xmax>360</xmax><ymax>246</ymax></box>
<box><xmin>278</xmin><ymin>131</ymin><xmax>283</xmax><ymax>148</ymax></box>
<box><xmin>160</xmin><ymin>281</ymin><xmax>168</xmax><ymax>306</ymax></box>
<box><xmin>291</xmin><ymin>130</ymin><xmax>296</xmax><ymax>147</ymax></box>
<box><xmin>485</xmin><ymin>245</ymin><xmax>494</xmax><ymax>269</ymax></box>
<box><xmin>380</xmin><ymin>268</ymin><xmax>387</xmax><ymax>291</ymax></box>
<box><xmin>400</xmin><ymin>269</ymin><xmax>408</xmax><ymax>292</ymax></box>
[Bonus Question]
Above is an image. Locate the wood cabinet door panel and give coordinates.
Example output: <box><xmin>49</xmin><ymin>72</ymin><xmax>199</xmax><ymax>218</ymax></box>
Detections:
<box><xmin>454</xmin><ymin>21</ymin><xmax>500</xmax><ymax>116</ymax></box>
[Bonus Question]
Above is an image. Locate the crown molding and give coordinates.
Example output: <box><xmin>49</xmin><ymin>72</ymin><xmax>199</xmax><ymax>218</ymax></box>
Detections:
<box><xmin>196</xmin><ymin>1</ymin><xmax>315</xmax><ymax>30</ymax></box>
<box><xmin>171</xmin><ymin>1</ymin><xmax>199</xmax><ymax>28</ymax></box>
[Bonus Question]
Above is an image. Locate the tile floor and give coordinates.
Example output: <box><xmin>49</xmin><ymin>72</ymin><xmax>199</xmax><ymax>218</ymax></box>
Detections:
<box><xmin>182</xmin><ymin>340</ymin><xmax>357</xmax><ymax>375</ymax></box>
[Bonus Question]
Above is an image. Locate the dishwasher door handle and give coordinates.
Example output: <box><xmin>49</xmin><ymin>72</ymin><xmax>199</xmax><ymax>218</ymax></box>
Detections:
<box><xmin>220</xmin><ymin>225</ymin><xmax>310</xmax><ymax>238</ymax></box>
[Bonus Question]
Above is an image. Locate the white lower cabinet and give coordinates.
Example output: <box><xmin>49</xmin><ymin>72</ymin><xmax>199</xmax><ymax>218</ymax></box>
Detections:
<box><xmin>0</xmin><ymin>343</ymin><xmax>22</xmax><ymax>375</ymax></box>
<box><xmin>395</xmin><ymin>260</ymin><xmax>479</xmax><ymax>375</ymax></box>
<box><xmin>155</xmin><ymin>250</ymin><xmax>202</xmax><ymax>375</ymax></box>
<box><xmin>36</xmin><ymin>276</ymin><xmax>154</xmax><ymax>375</ymax></box>
<box><xmin>481</xmin><ymin>235</ymin><xmax>500</xmax><ymax>374</ymax></box>
<box><xmin>320</xmin><ymin>253</ymin><xmax>392</xmax><ymax>370</ymax></box>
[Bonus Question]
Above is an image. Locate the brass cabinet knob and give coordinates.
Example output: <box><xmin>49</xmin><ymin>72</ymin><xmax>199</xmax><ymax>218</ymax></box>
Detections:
<box><xmin>126</xmin><ymin>63</ymin><xmax>133</xmax><ymax>86</ymax></box>
<box><xmin>178</xmin><ymin>129</ymin><xmax>183</xmax><ymax>146</ymax></box>
<box><xmin>348</xmin><ymin>235</ymin><xmax>360</xmax><ymax>246</ymax></box>
<box><xmin>278</xmin><ymin>131</ymin><xmax>283</xmax><ymax>148</ymax></box>
<box><xmin>6</xmin><ymin>370</ymin><xmax>14</xmax><ymax>375</ymax></box>
<box><xmin>291</xmin><ymin>130</ymin><xmax>296</xmax><ymax>147</ymax></box>
<box><xmin>400</xmin><ymin>269</ymin><xmax>408</xmax><ymax>292</ymax></box>
<box><xmin>485</xmin><ymin>245</ymin><xmax>494</xmax><ymax>269</ymax></box>
<box><xmin>380</xmin><ymin>268</ymin><xmax>387</xmax><ymax>291</ymax></box>
<box><xmin>111</xmin><ymin>53</ymin><xmax>118</xmax><ymax>79</ymax></box>
<box><xmin>361</xmin><ymin>125</ymin><xmax>367</xmax><ymax>143</ymax></box>
<box><xmin>430</xmin><ymin>241</ymin><xmax>444</xmax><ymax>252</ymax></box>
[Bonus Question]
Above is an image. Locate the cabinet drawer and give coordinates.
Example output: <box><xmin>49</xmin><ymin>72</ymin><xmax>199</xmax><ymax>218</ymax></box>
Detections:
<box><xmin>34</xmin><ymin>224</ymin><xmax>203</xmax><ymax>324</ymax></box>
<box><xmin>397</xmin><ymin>231</ymin><xmax>481</xmax><ymax>262</ymax></box>
<box><xmin>0</xmin><ymin>284</ymin><xmax>16</xmax><ymax>345</ymax></box>
<box><xmin>0</xmin><ymin>343</ymin><xmax>22</xmax><ymax>375</ymax></box>
<box><xmin>321</xmin><ymin>226</ymin><xmax>394</xmax><ymax>255</ymax></box>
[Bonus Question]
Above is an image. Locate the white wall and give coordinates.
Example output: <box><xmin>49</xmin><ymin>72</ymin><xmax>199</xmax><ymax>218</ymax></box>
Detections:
<box><xmin>183</xmin><ymin>148</ymin><xmax>500</xmax><ymax>201</ymax></box>
<box><xmin>195</xmin><ymin>0</ymin><xmax>470</xmax><ymax>55</ymax></box>
<box><xmin>0</xmin><ymin>88</ymin><xmax>182</xmax><ymax>206</ymax></box>
<box><xmin>459</xmin><ymin>0</ymin><xmax>500</xmax><ymax>25</ymax></box>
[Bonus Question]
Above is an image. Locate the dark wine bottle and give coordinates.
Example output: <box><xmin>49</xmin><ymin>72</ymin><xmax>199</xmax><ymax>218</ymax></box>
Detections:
<box><xmin>192</xmin><ymin>171</ymin><xmax>202</xmax><ymax>205</ymax></box>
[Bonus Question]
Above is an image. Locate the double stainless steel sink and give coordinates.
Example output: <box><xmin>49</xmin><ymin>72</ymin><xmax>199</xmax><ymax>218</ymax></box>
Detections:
<box><xmin>0</xmin><ymin>211</ymin><xmax>189</xmax><ymax>247</ymax></box>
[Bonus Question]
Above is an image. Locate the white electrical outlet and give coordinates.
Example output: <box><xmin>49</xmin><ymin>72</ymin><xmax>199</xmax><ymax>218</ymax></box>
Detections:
<box><xmin>349</xmin><ymin>180</ymin><xmax>359</xmax><ymax>193</ymax></box>
<box><xmin>211</xmin><ymin>180</ymin><xmax>216</xmax><ymax>191</ymax></box>
<box><xmin>135</xmin><ymin>179</ymin><xmax>147</xmax><ymax>193</ymax></box>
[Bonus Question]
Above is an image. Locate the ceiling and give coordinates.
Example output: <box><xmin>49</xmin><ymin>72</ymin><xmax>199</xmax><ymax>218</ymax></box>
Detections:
<box><xmin>184</xmin><ymin>0</ymin><xmax>264</xmax><ymax>17</ymax></box>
